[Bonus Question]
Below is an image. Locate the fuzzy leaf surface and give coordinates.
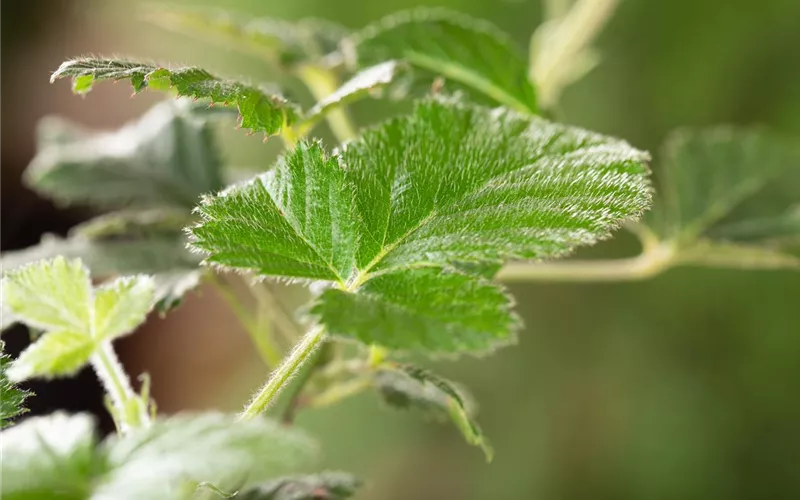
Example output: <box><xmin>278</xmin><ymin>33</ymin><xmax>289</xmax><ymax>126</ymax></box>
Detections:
<box><xmin>192</xmin><ymin>98</ymin><xmax>650</xmax><ymax>354</ymax></box>
<box><xmin>375</xmin><ymin>364</ymin><xmax>491</xmax><ymax>459</ymax></box>
<box><xmin>344</xmin><ymin>8</ymin><xmax>537</xmax><ymax>113</ymax></box>
<box><xmin>143</xmin><ymin>5</ymin><xmax>347</xmax><ymax>66</ymax></box>
<box><xmin>93</xmin><ymin>276</ymin><xmax>155</xmax><ymax>342</ymax></box>
<box><xmin>236</xmin><ymin>472</ymin><xmax>361</xmax><ymax>500</ymax></box>
<box><xmin>646</xmin><ymin>127</ymin><xmax>800</xmax><ymax>269</ymax></box>
<box><xmin>51</xmin><ymin>58</ymin><xmax>298</xmax><ymax>136</ymax></box>
<box><xmin>6</xmin><ymin>329</ymin><xmax>96</xmax><ymax>382</ymax></box>
<box><xmin>0</xmin><ymin>343</ymin><xmax>30</xmax><ymax>427</ymax></box>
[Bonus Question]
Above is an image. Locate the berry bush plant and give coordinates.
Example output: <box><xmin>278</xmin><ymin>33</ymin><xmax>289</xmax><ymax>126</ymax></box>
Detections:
<box><xmin>2</xmin><ymin>1</ymin><xmax>798</xmax><ymax>498</ymax></box>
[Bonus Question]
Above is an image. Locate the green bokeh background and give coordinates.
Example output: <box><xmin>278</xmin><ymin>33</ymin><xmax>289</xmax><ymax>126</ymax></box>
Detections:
<box><xmin>2</xmin><ymin>1</ymin><xmax>799</xmax><ymax>499</ymax></box>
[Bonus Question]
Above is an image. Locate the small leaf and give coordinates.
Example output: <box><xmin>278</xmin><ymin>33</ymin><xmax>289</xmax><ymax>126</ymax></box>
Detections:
<box><xmin>6</xmin><ymin>329</ymin><xmax>95</xmax><ymax>382</ymax></box>
<box><xmin>1</xmin><ymin>256</ymin><xmax>92</xmax><ymax>332</ymax></box>
<box><xmin>192</xmin><ymin>97</ymin><xmax>650</xmax><ymax>355</ymax></box>
<box><xmin>311</xmin><ymin>268</ymin><xmax>518</xmax><ymax>354</ymax></box>
<box><xmin>1</xmin><ymin>342</ymin><xmax>31</xmax><ymax>427</ymax></box>
<box><xmin>236</xmin><ymin>472</ymin><xmax>361</xmax><ymax>500</ymax></box>
<box><xmin>98</xmin><ymin>413</ymin><xmax>319</xmax><ymax>499</ymax></box>
<box><xmin>93</xmin><ymin>276</ymin><xmax>155</xmax><ymax>342</ymax></box>
<box><xmin>142</xmin><ymin>4</ymin><xmax>347</xmax><ymax>67</ymax></box>
<box><xmin>0</xmin><ymin>412</ymin><xmax>102</xmax><ymax>498</ymax></box>
<box><xmin>51</xmin><ymin>58</ymin><xmax>299</xmax><ymax>136</ymax></box>
<box><xmin>644</xmin><ymin>127</ymin><xmax>800</xmax><ymax>270</ymax></box>
<box><xmin>27</xmin><ymin>101</ymin><xmax>225</xmax><ymax>210</ymax></box>
<box><xmin>375</xmin><ymin>364</ymin><xmax>492</xmax><ymax>460</ymax></box>
<box><xmin>344</xmin><ymin>8</ymin><xmax>537</xmax><ymax>113</ymax></box>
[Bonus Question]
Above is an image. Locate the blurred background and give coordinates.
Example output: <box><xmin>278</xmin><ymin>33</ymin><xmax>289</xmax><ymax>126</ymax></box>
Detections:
<box><xmin>2</xmin><ymin>0</ymin><xmax>800</xmax><ymax>499</ymax></box>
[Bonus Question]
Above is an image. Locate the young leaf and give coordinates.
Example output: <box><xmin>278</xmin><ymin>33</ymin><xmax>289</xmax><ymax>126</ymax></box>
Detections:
<box><xmin>2</xmin><ymin>258</ymin><xmax>156</xmax><ymax>381</ymax></box>
<box><xmin>143</xmin><ymin>4</ymin><xmax>348</xmax><ymax>67</ymax></box>
<box><xmin>0</xmin><ymin>412</ymin><xmax>102</xmax><ymax>498</ymax></box>
<box><xmin>644</xmin><ymin>127</ymin><xmax>800</xmax><ymax>270</ymax></box>
<box><xmin>375</xmin><ymin>364</ymin><xmax>492</xmax><ymax>460</ymax></box>
<box><xmin>27</xmin><ymin>101</ymin><xmax>225</xmax><ymax>210</ymax></box>
<box><xmin>235</xmin><ymin>472</ymin><xmax>361</xmax><ymax>500</ymax></box>
<box><xmin>97</xmin><ymin>413</ymin><xmax>318</xmax><ymax>499</ymax></box>
<box><xmin>0</xmin><ymin>342</ymin><xmax>31</xmax><ymax>427</ymax></box>
<box><xmin>192</xmin><ymin>97</ymin><xmax>651</xmax><ymax>354</ymax></box>
<box><xmin>343</xmin><ymin>8</ymin><xmax>538</xmax><ymax>114</ymax></box>
<box><xmin>51</xmin><ymin>58</ymin><xmax>299</xmax><ymax>136</ymax></box>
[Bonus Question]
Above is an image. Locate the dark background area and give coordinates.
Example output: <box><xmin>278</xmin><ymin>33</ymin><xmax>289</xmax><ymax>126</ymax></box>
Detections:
<box><xmin>2</xmin><ymin>1</ymin><xmax>799</xmax><ymax>499</ymax></box>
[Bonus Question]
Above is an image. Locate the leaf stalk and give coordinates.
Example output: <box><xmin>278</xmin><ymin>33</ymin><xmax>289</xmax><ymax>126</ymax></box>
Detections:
<box><xmin>90</xmin><ymin>341</ymin><xmax>150</xmax><ymax>432</ymax></box>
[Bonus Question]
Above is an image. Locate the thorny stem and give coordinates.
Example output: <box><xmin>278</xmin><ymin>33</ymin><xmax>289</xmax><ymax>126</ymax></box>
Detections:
<box><xmin>90</xmin><ymin>341</ymin><xmax>150</xmax><ymax>432</ymax></box>
<box><xmin>238</xmin><ymin>324</ymin><xmax>327</xmax><ymax>420</ymax></box>
<box><xmin>295</xmin><ymin>64</ymin><xmax>358</xmax><ymax>142</ymax></box>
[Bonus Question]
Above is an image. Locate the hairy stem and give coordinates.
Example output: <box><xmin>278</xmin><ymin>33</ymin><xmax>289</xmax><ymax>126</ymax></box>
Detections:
<box><xmin>91</xmin><ymin>341</ymin><xmax>149</xmax><ymax>432</ymax></box>
<box><xmin>238</xmin><ymin>324</ymin><xmax>327</xmax><ymax>420</ymax></box>
<box><xmin>496</xmin><ymin>244</ymin><xmax>675</xmax><ymax>282</ymax></box>
<box><xmin>295</xmin><ymin>64</ymin><xmax>358</xmax><ymax>142</ymax></box>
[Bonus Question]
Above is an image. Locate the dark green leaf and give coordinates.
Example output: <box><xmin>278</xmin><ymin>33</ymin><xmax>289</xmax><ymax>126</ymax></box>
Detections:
<box><xmin>51</xmin><ymin>58</ymin><xmax>299</xmax><ymax>136</ymax></box>
<box><xmin>375</xmin><ymin>364</ymin><xmax>492</xmax><ymax>460</ymax></box>
<box><xmin>143</xmin><ymin>5</ymin><xmax>347</xmax><ymax>67</ymax></box>
<box><xmin>0</xmin><ymin>342</ymin><xmax>31</xmax><ymax>428</ymax></box>
<box><xmin>344</xmin><ymin>8</ymin><xmax>537</xmax><ymax>113</ymax></box>
<box><xmin>191</xmin><ymin>97</ymin><xmax>651</xmax><ymax>354</ymax></box>
<box><xmin>27</xmin><ymin>101</ymin><xmax>225</xmax><ymax>210</ymax></box>
<box><xmin>236</xmin><ymin>472</ymin><xmax>361</xmax><ymax>500</ymax></box>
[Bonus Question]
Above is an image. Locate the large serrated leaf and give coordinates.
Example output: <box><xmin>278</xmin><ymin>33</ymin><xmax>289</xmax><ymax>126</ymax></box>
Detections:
<box><xmin>0</xmin><ymin>342</ymin><xmax>30</xmax><ymax>428</ymax></box>
<box><xmin>191</xmin><ymin>97</ymin><xmax>650</xmax><ymax>354</ymax></box>
<box><xmin>51</xmin><ymin>58</ymin><xmax>299</xmax><ymax>136</ymax></box>
<box><xmin>344</xmin><ymin>8</ymin><xmax>538</xmax><ymax>114</ymax></box>
<box><xmin>27</xmin><ymin>101</ymin><xmax>224</xmax><ymax>210</ymax></box>
<box><xmin>374</xmin><ymin>364</ymin><xmax>492</xmax><ymax>460</ymax></box>
<box><xmin>645</xmin><ymin>127</ymin><xmax>800</xmax><ymax>270</ymax></box>
<box><xmin>143</xmin><ymin>5</ymin><xmax>347</xmax><ymax>67</ymax></box>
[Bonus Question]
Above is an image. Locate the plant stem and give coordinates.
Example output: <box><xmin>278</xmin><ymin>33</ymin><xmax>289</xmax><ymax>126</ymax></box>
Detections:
<box><xmin>308</xmin><ymin>376</ymin><xmax>373</xmax><ymax>409</ymax></box>
<box><xmin>496</xmin><ymin>244</ymin><xmax>675</xmax><ymax>283</ymax></box>
<box><xmin>209</xmin><ymin>274</ymin><xmax>282</xmax><ymax>367</ymax></box>
<box><xmin>280</xmin><ymin>341</ymin><xmax>330</xmax><ymax>424</ymax></box>
<box><xmin>90</xmin><ymin>341</ymin><xmax>149</xmax><ymax>432</ymax></box>
<box><xmin>295</xmin><ymin>64</ymin><xmax>358</xmax><ymax>142</ymax></box>
<box><xmin>238</xmin><ymin>324</ymin><xmax>327</xmax><ymax>420</ymax></box>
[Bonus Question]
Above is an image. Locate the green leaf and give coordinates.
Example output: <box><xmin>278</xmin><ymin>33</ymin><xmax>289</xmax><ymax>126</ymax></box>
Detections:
<box><xmin>0</xmin><ymin>412</ymin><xmax>102</xmax><ymax>499</ymax></box>
<box><xmin>143</xmin><ymin>5</ymin><xmax>347</xmax><ymax>67</ymax></box>
<box><xmin>375</xmin><ymin>364</ymin><xmax>492</xmax><ymax>460</ymax></box>
<box><xmin>6</xmin><ymin>329</ymin><xmax>96</xmax><ymax>382</ymax></box>
<box><xmin>93</xmin><ymin>276</ymin><xmax>155</xmax><ymax>342</ymax></box>
<box><xmin>1</xmin><ymin>257</ymin><xmax>92</xmax><ymax>332</ymax></box>
<box><xmin>98</xmin><ymin>413</ymin><xmax>318</xmax><ymax>499</ymax></box>
<box><xmin>235</xmin><ymin>472</ymin><xmax>361</xmax><ymax>500</ymax></box>
<box><xmin>311</xmin><ymin>268</ymin><xmax>518</xmax><ymax>353</ymax></box>
<box><xmin>1</xmin><ymin>342</ymin><xmax>31</xmax><ymax>428</ymax></box>
<box><xmin>0</xmin><ymin>412</ymin><xmax>318</xmax><ymax>500</ymax></box>
<box><xmin>645</xmin><ymin>127</ymin><xmax>800</xmax><ymax>270</ymax></box>
<box><xmin>51</xmin><ymin>58</ymin><xmax>299</xmax><ymax>136</ymax></box>
<box><xmin>192</xmin><ymin>97</ymin><xmax>650</xmax><ymax>354</ymax></box>
<box><xmin>27</xmin><ymin>101</ymin><xmax>225</xmax><ymax>210</ymax></box>
<box><xmin>344</xmin><ymin>8</ymin><xmax>537</xmax><ymax>114</ymax></box>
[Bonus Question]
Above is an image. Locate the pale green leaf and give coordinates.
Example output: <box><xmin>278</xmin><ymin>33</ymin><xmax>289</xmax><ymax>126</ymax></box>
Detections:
<box><xmin>311</xmin><ymin>268</ymin><xmax>518</xmax><ymax>354</ymax></box>
<box><xmin>142</xmin><ymin>5</ymin><xmax>347</xmax><ymax>67</ymax></box>
<box><xmin>93</xmin><ymin>276</ymin><xmax>155</xmax><ymax>342</ymax></box>
<box><xmin>1</xmin><ymin>342</ymin><xmax>31</xmax><ymax>428</ymax></box>
<box><xmin>6</xmin><ymin>329</ymin><xmax>95</xmax><ymax>382</ymax></box>
<box><xmin>645</xmin><ymin>127</ymin><xmax>800</xmax><ymax>270</ymax></box>
<box><xmin>375</xmin><ymin>364</ymin><xmax>492</xmax><ymax>460</ymax></box>
<box><xmin>1</xmin><ymin>257</ymin><xmax>92</xmax><ymax>332</ymax></box>
<box><xmin>344</xmin><ymin>8</ymin><xmax>538</xmax><ymax>114</ymax></box>
<box><xmin>51</xmin><ymin>58</ymin><xmax>299</xmax><ymax>136</ymax></box>
<box><xmin>97</xmin><ymin>413</ymin><xmax>318</xmax><ymax>499</ymax></box>
<box><xmin>0</xmin><ymin>412</ymin><xmax>101</xmax><ymax>499</ymax></box>
<box><xmin>236</xmin><ymin>472</ymin><xmax>361</xmax><ymax>500</ymax></box>
<box><xmin>192</xmin><ymin>97</ymin><xmax>650</xmax><ymax>354</ymax></box>
<box><xmin>27</xmin><ymin>101</ymin><xmax>225</xmax><ymax>210</ymax></box>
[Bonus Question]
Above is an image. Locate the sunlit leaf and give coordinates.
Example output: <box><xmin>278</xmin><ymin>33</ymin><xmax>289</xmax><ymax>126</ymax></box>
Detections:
<box><xmin>93</xmin><ymin>276</ymin><xmax>155</xmax><ymax>342</ymax></box>
<box><xmin>6</xmin><ymin>329</ymin><xmax>95</xmax><ymax>382</ymax></box>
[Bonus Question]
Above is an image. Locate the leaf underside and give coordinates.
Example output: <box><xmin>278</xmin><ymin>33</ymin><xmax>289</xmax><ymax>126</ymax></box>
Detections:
<box><xmin>344</xmin><ymin>8</ymin><xmax>538</xmax><ymax>114</ymax></box>
<box><xmin>191</xmin><ymin>97</ymin><xmax>651</xmax><ymax>354</ymax></box>
<box><xmin>235</xmin><ymin>471</ymin><xmax>361</xmax><ymax>500</ymax></box>
<box><xmin>51</xmin><ymin>58</ymin><xmax>298</xmax><ymax>136</ymax></box>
